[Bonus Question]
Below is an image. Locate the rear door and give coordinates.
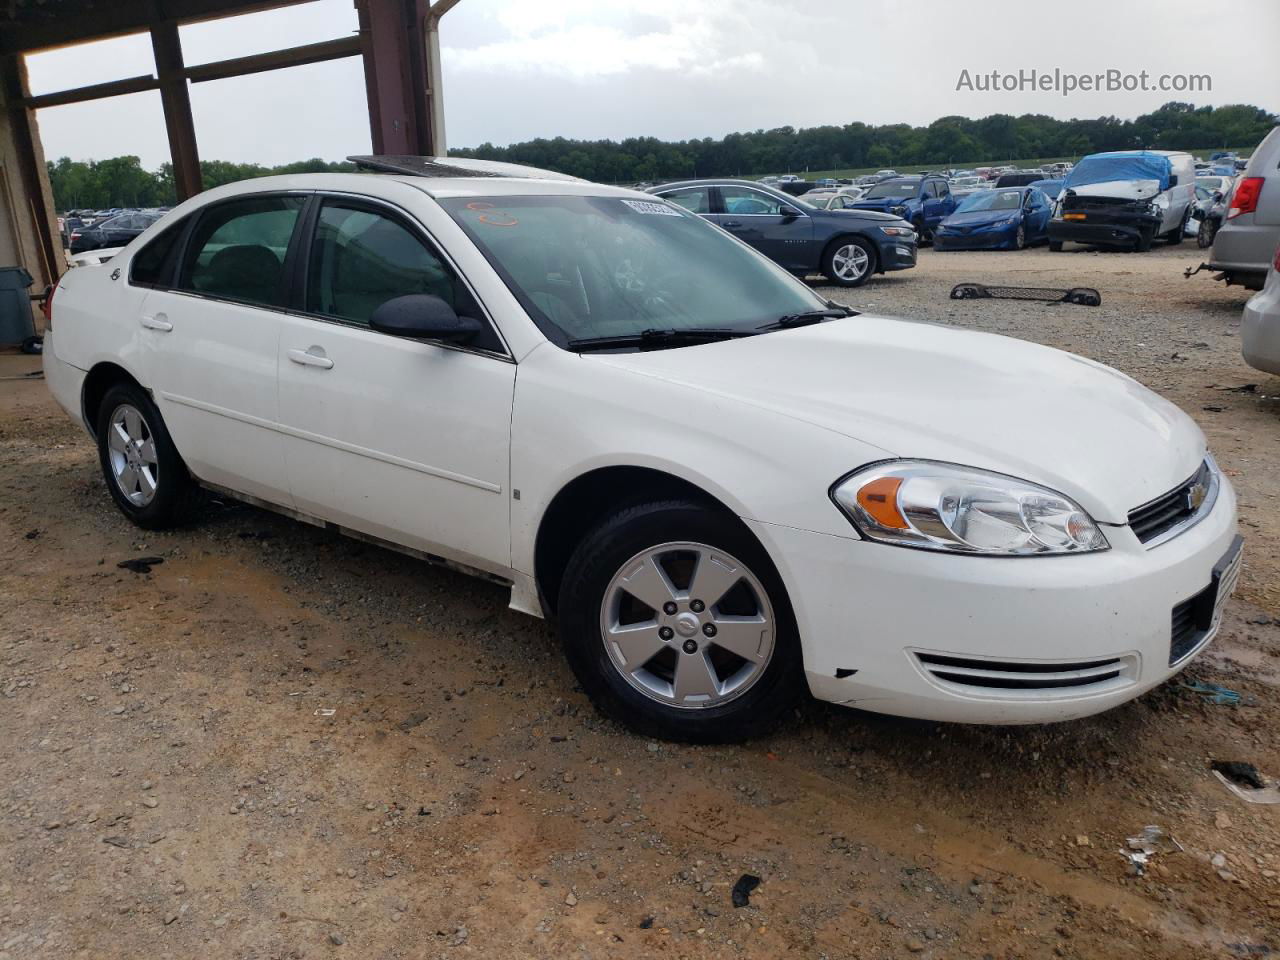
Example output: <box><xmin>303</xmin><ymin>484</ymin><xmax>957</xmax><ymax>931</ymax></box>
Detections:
<box><xmin>135</xmin><ymin>193</ymin><xmax>307</xmax><ymax>505</ymax></box>
<box><xmin>274</xmin><ymin>195</ymin><xmax>515</xmax><ymax>571</ymax></box>
<box><xmin>657</xmin><ymin>185</ymin><xmax>715</xmax><ymax>222</ymax></box>
<box><xmin>714</xmin><ymin>185</ymin><xmax>814</xmax><ymax>270</ymax></box>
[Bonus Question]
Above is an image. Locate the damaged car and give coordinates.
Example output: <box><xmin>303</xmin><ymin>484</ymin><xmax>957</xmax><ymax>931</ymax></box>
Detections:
<box><xmin>1049</xmin><ymin>150</ymin><xmax>1197</xmax><ymax>252</ymax></box>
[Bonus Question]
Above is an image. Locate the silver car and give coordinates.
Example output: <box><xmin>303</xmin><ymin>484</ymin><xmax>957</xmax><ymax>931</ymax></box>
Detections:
<box><xmin>1209</xmin><ymin>125</ymin><xmax>1280</xmax><ymax>290</ymax></box>
<box><xmin>1242</xmin><ymin>242</ymin><xmax>1280</xmax><ymax>375</ymax></box>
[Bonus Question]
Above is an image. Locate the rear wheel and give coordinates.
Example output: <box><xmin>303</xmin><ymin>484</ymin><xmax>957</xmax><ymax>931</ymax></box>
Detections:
<box><xmin>95</xmin><ymin>382</ymin><xmax>196</xmax><ymax>529</ymax></box>
<box><xmin>558</xmin><ymin>499</ymin><xmax>804</xmax><ymax>742</ymax></box>
<box><xmin>1165</xmin><ymin>210</ymin><xmax>1187</xmax><ymax>244</ymax></box>
<box><xmin>822</xmin><ymin>237</ymin><xmax>875</xmax><ymax>287</ymax></box>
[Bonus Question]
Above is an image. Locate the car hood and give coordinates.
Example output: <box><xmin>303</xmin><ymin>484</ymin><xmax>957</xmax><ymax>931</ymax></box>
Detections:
<box><xmin>1066</xmin><ymin>179</ymin><xmax>1162</xmax><ymax>201</ymax></box>
<box><xmin>818</xmin><ymin>208</ymin><xmax>901</xmax><ymax>223</ymax></box>
<box><xmin>846</xmin><ymin>197</ymin><xmax>910</xmax><ymax>211</ymax></box>
<box><xmin>594</xmin><ymin>316</ymin><xmax>1205</xmax><ymax>524</ymax></box>
<box><xmin>941</xmin><ymin>208</ymin><xmax>1020</xmax><ymax>227</ymax></box>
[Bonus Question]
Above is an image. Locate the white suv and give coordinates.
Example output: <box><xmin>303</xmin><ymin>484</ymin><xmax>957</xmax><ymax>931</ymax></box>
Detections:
<box><xmin>43</xmin><ymin>158</ymin><xmax>1240</xmax><ymax>741</ymax></box>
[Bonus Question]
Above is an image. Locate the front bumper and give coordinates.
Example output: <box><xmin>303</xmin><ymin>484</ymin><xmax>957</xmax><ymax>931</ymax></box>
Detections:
<box><xmin>934</xmin><ymin>225</ymin><xmax>1019</xmax><ymax>250</ymax></box>
<box><xmin>746</xmin><ymin>475</ymin><xmax>1239</xmax><ymax>724</ymax></box>
<box><xmin>1049</xmin><ymin>216</ymin><xmax>1155</xmax><ymax>248</ymax></box>
<box><xmin>875</xmin><ymin>237</ymin><xmax>917</xmax><ymax>272</ymax></box>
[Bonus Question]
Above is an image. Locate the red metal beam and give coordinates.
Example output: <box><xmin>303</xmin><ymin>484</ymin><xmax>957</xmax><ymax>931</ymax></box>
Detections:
<box><xmin>24</xmin><ymin>74</ymin><xmax>160</xmax><ymax>110</ymax></box>
<box><xmin>185</xmin><ymin>36</ymin><xmax>362</xmax><ymax>84</ymax></box>
<box><xmin>1</xmin><ymin>54</ymin><xmax>59</xmax><ymax>282</ymax></box>
<box><xmin>356</xmin><ymin>0</ymin><xmax>433</xmax><ymax>156</ymax></box>
<box><xmin>150</xmin><ymin>22</ymin><xmax>202</xmax><ymax>201</ymax></box>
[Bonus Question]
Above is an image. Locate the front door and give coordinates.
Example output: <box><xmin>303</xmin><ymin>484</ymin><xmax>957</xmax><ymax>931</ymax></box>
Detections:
<box><xmin>137</xmin><ymin>193</ymin><xmax>307</xmax><ymax>505</ymax></box>
<box><xmin>714</xmin><ymin>185</ymin><xmax>814</xmax><ymax>271</ymax></box>
<box><xmin>275</xmin><ymin>198</ymin><xmax>515</xmax><ymax>572</ymax></box>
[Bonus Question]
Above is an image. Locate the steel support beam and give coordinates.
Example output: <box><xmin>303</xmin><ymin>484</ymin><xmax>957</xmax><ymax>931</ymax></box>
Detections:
<box><xmin>150</xmin><ymin>22</ymin><xmax>202</xmax><ymax>201</ymax></box>
<box><xmin>1</xmin><ymin>54</ymin><xmax>59</xmax><ymax>282</ymax></box>
<box><xmin>185</xmin><ymin>36</ymin><xmax>362</xmax><ymax>83</ymax></box>
<box><xmin>356</xmin><ymin>0</ymin><xmax>434</xmax><ymax>156</ymax></box>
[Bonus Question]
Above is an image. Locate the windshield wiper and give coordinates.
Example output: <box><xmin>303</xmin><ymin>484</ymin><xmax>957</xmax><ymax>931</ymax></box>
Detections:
<box><xmin>756</xmin><ymin>306</ymin><xmax>856</xmax><ymax>331</ymax></box>
<box><xmin>566</xmin><ymin>327</ymin><xmax>758</xmax><ymax>352</ymax></box>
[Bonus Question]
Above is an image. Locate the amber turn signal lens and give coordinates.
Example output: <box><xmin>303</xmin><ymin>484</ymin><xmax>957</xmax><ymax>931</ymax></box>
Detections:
<box><xmin>856</xmin><ymin>476</ymin><xmax>908</xmax><ymax>529</ymax></box>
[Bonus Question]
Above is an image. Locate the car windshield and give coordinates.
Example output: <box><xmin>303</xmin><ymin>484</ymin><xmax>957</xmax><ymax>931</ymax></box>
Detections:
<box><xmin>863</xmin><ymin>181</ymin><xmax>919</xmax><ymax>199</ymax></box>
<box><xmin>955</xmin><ymin>189</ymin><xmax>1024</xmax><ymax>213</ymax></box>
<box><xmin>440</xmin><ymin>194</ymin><xmax>828</xmax><ymax>348</ymax></box>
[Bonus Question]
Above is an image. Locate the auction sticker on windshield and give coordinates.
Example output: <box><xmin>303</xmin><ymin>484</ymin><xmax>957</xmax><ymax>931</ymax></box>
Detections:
<box><xmin>621</xmin><ymin>199</ymin><xmax>682</xmax><ymax>216</ymax></box>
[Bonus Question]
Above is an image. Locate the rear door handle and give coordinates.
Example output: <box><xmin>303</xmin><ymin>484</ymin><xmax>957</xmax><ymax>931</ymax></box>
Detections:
<box><xmin>288</xmin><ymin>347</ymin><xmax>334</xmax><ymax>370</ymax></box>
<box><xmin>140</xmin><ymin>314</ymin><xmax>172</xmax><ymax>332</ymax></box>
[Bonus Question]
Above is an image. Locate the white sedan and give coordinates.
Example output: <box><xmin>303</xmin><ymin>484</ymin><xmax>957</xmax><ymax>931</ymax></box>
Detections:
<box><xmin>43</xmin><ymin>159</ymin><xmax>1240</xmax><ymax>741</ymax></box>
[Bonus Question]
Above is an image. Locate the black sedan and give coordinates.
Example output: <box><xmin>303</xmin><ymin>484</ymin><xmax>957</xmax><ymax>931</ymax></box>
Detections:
<box><xmin>647</xmin><ymin>179</ymin><xmax>917</xmax><ymax>287</ymax></box>
<box><xmin>68</xmin><ymin>211</ymin><xmax>161</xmax><ymax>254</ymax></box>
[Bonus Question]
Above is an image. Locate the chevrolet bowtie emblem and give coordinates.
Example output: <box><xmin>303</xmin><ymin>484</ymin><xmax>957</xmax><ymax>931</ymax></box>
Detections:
<box><xmin>1186</xmin><ymin>481</ymin><xmax>1208</xmax><ymax>512</ymax></box>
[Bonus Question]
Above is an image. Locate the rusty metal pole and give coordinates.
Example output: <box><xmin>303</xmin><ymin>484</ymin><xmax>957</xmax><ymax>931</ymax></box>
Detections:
<box><xmin>150</xmin><ymin>21</ymin><xmax>202</xmax><ymax>201</ymax></box>
<box><xmin>0</xmin><ymin>53</ymin><xmax>59</xmax><ymax>283</ymax></box>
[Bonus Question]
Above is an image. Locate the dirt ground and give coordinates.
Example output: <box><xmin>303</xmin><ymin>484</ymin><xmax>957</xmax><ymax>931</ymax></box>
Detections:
<box><xmin>2</xmin><ymin>241</ymin><xmax>1279</xmax><ymax>960</ymax></box>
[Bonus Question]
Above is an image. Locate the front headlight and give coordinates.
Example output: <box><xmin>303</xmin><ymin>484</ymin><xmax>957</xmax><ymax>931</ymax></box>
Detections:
<box><xmin>879</xmin><ymin>225</ymin><xmax>915</xmax><ymax>238</ymax></box>
<box><xmin>831</xmin><ymin>461</ymin><xmax>1109</xmax><ymax>556</ymax></box>
<box><xmin>890</xmin><ymin>205</ymin><xmax>908</xmax><ymax>217</ymax></box>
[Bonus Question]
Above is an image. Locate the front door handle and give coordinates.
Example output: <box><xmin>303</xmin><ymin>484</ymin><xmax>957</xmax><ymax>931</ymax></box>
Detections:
<box><xmin>288</xmin><ymin>347</ymin><xmax>334</xmax><ymax>370</ymax></box>
<box><xmin>140</xmin><ymin>314</ymin><xmax>172</xmax><ymax>332</ymax></box>
<box><xmin>722</xmin><ymin>220</ymin><xmax>742</xmax><ymax>228</ymax></box>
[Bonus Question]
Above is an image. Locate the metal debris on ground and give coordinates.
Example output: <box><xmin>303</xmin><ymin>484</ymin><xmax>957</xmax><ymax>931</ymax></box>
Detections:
<box><xmin>117</xmin><ymin>556</ymin><xmax>165</xmax><ymax>574</ymax></box>
<box><xmin>1212</xmin><ymin>762</ymin><xmax>1280</xmax><ymax>805</ymax></box>
<box><xmin>949</xmin><ymin>282</ymin><xmax>1101</xmax><ymax>306</ymax></box>
<box><xmin>314</xmin><ymin>708</ymin><xmax>336</xmax><ymax>717</ymax></box>
<box><xmin>731</xmin><ymin>873</ymin><xmax>761</xmax><ymax>908</ymax></box>
<box><xmin>1180</xmin><ymin>681</ymin><xmax>1254</xmax><ymax>706</ymax></box>
<box><xmin>1120</xmin><ymin>825</ymin><xmax>1182</xmax><ymax>875</ymax></box>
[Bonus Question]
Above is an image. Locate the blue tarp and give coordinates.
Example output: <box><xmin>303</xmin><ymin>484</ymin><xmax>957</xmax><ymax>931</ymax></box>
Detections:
<box><xmin>1063</xmin><ymin>152</ymin><xmax>1172</xmax><ymax>191</ymax></box>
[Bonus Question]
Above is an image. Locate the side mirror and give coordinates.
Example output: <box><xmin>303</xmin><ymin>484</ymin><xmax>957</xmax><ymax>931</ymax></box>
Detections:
<box><xmin>1213</xmin><ymin>191</ymin><xmax>1224</xmax><ymax>202</ymax></box>
<box><xmin>779</xmin><ymin>206</ymin><xmax>799</xmax><ymax>219</ymax></box>
<box><xmin>1168</xmin><ymin>175</ymin><xmax>1179</xmax><ymax>187</ymax></box>
<box><xmin>369</xmin><ymin>294</ymin><xmax>481</xmax><ymax>343</ymax></box>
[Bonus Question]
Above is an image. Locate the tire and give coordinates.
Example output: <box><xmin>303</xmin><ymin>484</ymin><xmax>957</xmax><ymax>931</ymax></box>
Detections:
<box><xmin>1048</xmin><ymin>240</ymin><xmax>1064</xmax><ymax>252</ymax></box>
<box><xmin>821</xmin><ymin>236</ymin><xmax>876</xmax><ymax>288</ymax></box>
<box><xmin>95</xmin><ymin>381</ymin><xmax>197</xmax><ymax>529</ymax></box>
<box><xmin>1013</xmin><ymin>225</ymin><xmax>1026</xmax><ymax>250</ymax></box>
<box><xmin>1134</xmin><ymin>228</ymin><xmax>1153</xmax><ymax>253</ymax></box>
<box><xmin>1198</xmin><ymin>219</ymin><xmax>1217</xmax><ymax>249</ymax></box>
<box><xmin>912</xmin><ymin>218</ymin><xmax>932</xmax><ymax>246</ymax></box>
<box><xmin>558</xmin><ymin>499</ymin><xmax>804</xmax><ymax>743</ymax></box>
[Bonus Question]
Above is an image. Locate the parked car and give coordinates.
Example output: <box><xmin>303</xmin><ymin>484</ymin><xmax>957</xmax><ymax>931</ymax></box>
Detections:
<box><xmin>1028</xmin><ymin>178</ymin><xmax>1064</xmax><ymax>200</ymax></box>
<box><xmin>993</xmin><ymin>171</ymin><xmax>1046</xmax><ymax>187</ymax></box>
<box><xmin>1241</xmin><ymin>242</ymin><xmax>1280</xmax><ymax>374</ymax></box>
<box><xmin>949</xmin><ymin>176</ymin><xmax>987</xmax><ymax>196</ymax></box>
<box><xmin>69</xmin><ymin>211</ymin><xmax>162</xmax><ymax>254</ymax></box>
<box><xmin>803</xmin><ymin>192</ymin><xmax>866</xmax><ymax>211</ymax></box>
<box><xmin>844</xmin><ymin>175</ymin><xmax>957</xmax><ymax>243</ymax></box>
<box><xmin>1207</xmin><ymin>126</ymin><xmax>1280</xmax><ymax>290</ymax></box>
<box><xmin>42</xmin><ymin>161</ymin><xmax>1240</xmax><ymax>741</ymax></box>
<box><xmin>1192</xmin><ymin>185</ymin><xmax>1229</xmax><ymax>248</ymax></box>
<box><xmin>1196</xmin><ymin>175</ymin><xmax>1235</xmax><ymax>196</ymax></box>
<box><xmin>934</xmin><ymin>187</ymin><xmax>1053</xmax><ymax>250</ymax></box>
<box><xmin>1049</xmin><ymin>150</ymin><xmax>1196</xmax><ymax>251</ymax></box>
<box><xmin>649</xmin><ymin>179</ymin><xmax>916</xmax><ymax>286</ymax></box>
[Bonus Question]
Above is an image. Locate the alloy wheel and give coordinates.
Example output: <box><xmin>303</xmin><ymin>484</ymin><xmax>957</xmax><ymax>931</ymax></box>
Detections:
<box><xmin>831</xmin><ymin>243</ymin><xmax>870</xmax><ymax>282</ymax></box>
<box><xmin>106</xmin><ymin>403</ymin><xmax>159</xmax><ymax>507</ymax></box>
<box><xmin>599</xmin><ymin>541</ymin><xmax>775</xmax><ymax>709</ymax></box>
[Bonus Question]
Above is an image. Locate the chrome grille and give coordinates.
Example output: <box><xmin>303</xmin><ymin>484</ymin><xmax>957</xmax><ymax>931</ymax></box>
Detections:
<box><xmin>1129</xmin><ymin>460</ymin><xmax>1214</xmax><ymax>545</ymax></box>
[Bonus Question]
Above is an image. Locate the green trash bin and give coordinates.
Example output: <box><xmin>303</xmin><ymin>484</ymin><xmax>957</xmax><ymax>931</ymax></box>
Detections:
<box><xmin>0</xmin><ymin>266</ymin><xmax>39</xmax><ymax>354</ymax></box>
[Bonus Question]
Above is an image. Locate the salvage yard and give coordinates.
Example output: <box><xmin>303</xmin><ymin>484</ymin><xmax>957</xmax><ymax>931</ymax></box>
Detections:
<box><xmin>3</xmin><ymin>243</ymin><xmax>1279</xmax><ymax>959</ymax></box>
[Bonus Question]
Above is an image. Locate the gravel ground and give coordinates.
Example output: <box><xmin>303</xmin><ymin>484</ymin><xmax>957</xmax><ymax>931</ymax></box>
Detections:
<box><xmin>2</xmin><ymin>241</ymin><xmax>1279</xmax><ymax>960</ymax></box>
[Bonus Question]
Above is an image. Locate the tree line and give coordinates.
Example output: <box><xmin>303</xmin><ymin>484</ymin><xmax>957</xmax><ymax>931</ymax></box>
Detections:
<box><xmin>46</xmin><ymin>101</ymin><xmax>1277</xmax><ymax>211</ymax></box>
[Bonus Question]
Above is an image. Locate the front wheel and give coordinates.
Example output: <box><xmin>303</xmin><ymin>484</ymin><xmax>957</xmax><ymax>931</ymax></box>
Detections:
<box><xmin>1048</xmin><ymin>239</ymin><xmax>1064</xmax><ymax>252</ymax></box>
<box><xmin>1012</xmin><ymin>225</ymin><xmax>1026</xmax><ymax>250</ymax></box>
<box><xmin>822</xmin><ymin>237</ymin><xmax>876</xmax><ymax>287</ymax></box>
<box><xmin>1198</xmin><ymin>218</ymin><xmax>1218</xmax><ymax>249</ymax></box>
<box><xmin>558</xmin><ymin>500</ymin><xmax>804</xmax><ymax>742</ymax></box>
<box><xmin>96</xmin><ymin>382</ymin><xmax>196</xmax><ymax>529</ymax></box>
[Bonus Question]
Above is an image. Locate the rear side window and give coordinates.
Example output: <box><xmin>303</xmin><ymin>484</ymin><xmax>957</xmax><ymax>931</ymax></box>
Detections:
<box><xmin>130</xmin><ymin>216</ymin><xmax>189</xmax><ymax>288</ymax></box>
<box><xmin>177</xmin><ymin>196</ymin><xmax>305</xmax><ymax>307</ymax></box>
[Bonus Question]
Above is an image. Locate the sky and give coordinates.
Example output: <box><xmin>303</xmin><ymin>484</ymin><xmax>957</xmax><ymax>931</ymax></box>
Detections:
<box><xmin>25</xmin><ymin>0</ymin><xmax>1280</xmax><ymax>169</ymax></box>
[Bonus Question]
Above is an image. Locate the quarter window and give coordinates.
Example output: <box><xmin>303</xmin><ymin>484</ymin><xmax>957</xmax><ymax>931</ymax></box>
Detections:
<box><xmin>130</xmin><ymin>215</ymin><xmax>189</xmax><ymax>288</ymax></box>
<box><xmin>178</xmin><ymin>195</ymin><xmax>305</xmax><ymax>307</ymax></box>
<box><xmin>660</xmin><ymin>187</ymin><xmax>711</xmax><ymax>214</ymax></box>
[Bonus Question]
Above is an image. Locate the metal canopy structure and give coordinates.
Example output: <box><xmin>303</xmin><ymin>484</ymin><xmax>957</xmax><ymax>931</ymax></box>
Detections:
<box><xmin>0</xmin><ymin>0</ymin><xmax>460</xmax><ymax>293</ymax></box>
